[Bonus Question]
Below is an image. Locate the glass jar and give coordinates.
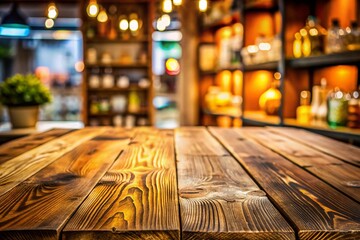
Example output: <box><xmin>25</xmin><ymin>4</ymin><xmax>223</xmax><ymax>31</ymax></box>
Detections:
<box><xmin>327</xmin><ymin>88</ymin><xmax>351</xmax><ymax>127</ymax></box>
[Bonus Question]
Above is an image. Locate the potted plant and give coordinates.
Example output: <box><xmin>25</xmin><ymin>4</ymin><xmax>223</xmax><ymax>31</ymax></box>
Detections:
<box><xmin>0</xmin><ymin>73</ymin><xmax>52</xmax><ymax>128</ymax></box>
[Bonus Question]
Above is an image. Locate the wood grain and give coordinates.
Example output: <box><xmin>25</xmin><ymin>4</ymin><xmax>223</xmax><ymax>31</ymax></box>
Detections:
<box><xmin>62</xmin><ymin>128</ymin><xmax>180</xmax><ymax>240</ymax></box>
<box><xmin>0</xmin><ymin>128</ymin><xmax>107</xmax><ymax>197</ymax></box>
<box><xmin>0</xmin><ymin>129</ymin><xmax>72</xmax><ymax>165</ymax></box>
<box><xmin>240</xmin><ymin>128</ymin><xmax>342</xmax><ymax>167</ymax></box>
<box><xmin>175</xmin><ymin>127</ymin><xmax>229</xmax><ymax>156</ymax></box>
<box><xmin>209</xmin><ymin>127</ymin><xmax>360</xmax><ymax>239</ymax></box>
<box><xmin>240</xmin><ymin>128</ymin><xmax>360</xmax><ymax>203</ymax></box>
<box><xmin>0</xmin><ymin>128</ymin><xmax>132</xmax><ymax>240</ymax></box>
<box><xmin>308</xmin><ymin>164</ymin><xmax>360</xmax><ymax>203</ymax></box>
<box><xmin>176</xmin><ymin>128</ymin><xmax>294</xmax><ymax>240</ymax></box>
<box><xmin>268</xmin><ymin>127</ymin><xmax>360</xmax><ymax>167</ymax></box>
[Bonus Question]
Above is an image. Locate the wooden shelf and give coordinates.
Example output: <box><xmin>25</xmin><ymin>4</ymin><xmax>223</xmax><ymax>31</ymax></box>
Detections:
<box><xmin>89</xmin><ymin>110</ymin><xmax>148</xmax><ymax>117</ymax></box>
<box><xmin>244</xmin><ymin>0</ymin><xmax>279</xmax><ymax>11</ymax></box>
<box><xmin>244</xmin><ymin>61</ymin><xmax>279</xmax><ymax>71</ymax></box>
<box><xmin>202</xmin><ymin>108</ymin><xmax>242</xmax><ymax>118</ymax></box>
<box><xmin>201</xmin><ymin>11</ymin><xmax>240</xmax><ymax>32</ymax></box>
<box><xmin>243</xmin><ymin>111</ymin><xmax>281</xmax><ymax>126</ymax></box>
<box><xmin>284</xmin><ymin>118</ymin><xmax>360</xmax><ymax>137</ymax></box>
<box><xmin>199</xmin><ymin>66</ymin><xmax>242</xmax><ymax>76</ymax></box>
<box><xmin>86</xmin><ymin>63</ymin><xmax>148</xmax><ymax>68</ymax></box>
<box><xmin>287</xmin><ymin>50</ymin><xmax>360</xmax><ymax>68</ymax></box>
<box><xmin>88</xmin><ymin>87</ymin><xmax>149</xmax><ymax>93</ymax></box>
<box><xmin>86</xmin><ymin>38</ymin><xmax>148</xmax><ymax>44</ymax></box>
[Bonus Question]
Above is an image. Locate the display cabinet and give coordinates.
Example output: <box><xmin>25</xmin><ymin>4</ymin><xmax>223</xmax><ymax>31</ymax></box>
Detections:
<box><xmin>81</xmin><ymin>0</ymin><xmax>154</xmax><ymax>127</ymax></box>
<box><xmin>198</xmin><ymin>0</ymin><xmax>360</xmax><ymax>143</ymax></box>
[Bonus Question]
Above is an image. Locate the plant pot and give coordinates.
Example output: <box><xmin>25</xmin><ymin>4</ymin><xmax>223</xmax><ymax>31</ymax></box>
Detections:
<box><xmin>8</xmin><ymin>105</ymin><xmax>39</xmax><ymax>128</ymax></box>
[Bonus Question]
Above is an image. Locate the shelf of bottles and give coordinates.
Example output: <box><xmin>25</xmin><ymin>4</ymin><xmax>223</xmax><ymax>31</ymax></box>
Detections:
<box><xmin>82</xmin><ymin>0</ymin><xmax>153</xmax><ymax>127</ymax></box>
<box><xmin>286</xmin><ymin>2</ymin><xmax>360</xmax><ymax>133</ymax></box>
<box><xmin>198</xmin><ymin>20</ymin><xmax>243</xmax><ymax>127</ymax></box>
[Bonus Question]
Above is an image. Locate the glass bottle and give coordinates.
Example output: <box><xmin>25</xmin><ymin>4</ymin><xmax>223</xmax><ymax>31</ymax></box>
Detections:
<box><xmin>347</xmin><ymin>86</ymin><xmax>360</xmax><ymax>128</ymax></box>
<box><xmin>296</xmin><ymin>90</ymin><xmax>311</xmax><ymax>124</ymax></box>
<box><xmin>102</xmin><ymin>68</ymin><xmax>114</xmax><ymax>88</ymax></box>
<box><xmin>258</xmin><ymin>74</ymin><xmax>282</xmax><ymax>115</ymax></box>
<box><xmin>310</xmin><ymin>78</ymin><xmax>328</xmax><ymax>122</ymax></box>
<box><xmin>326</xmin><ymin>19</ymin><xmax>346</xmax><ymax>54</ymax></box>
<box><xmin>293</xmin><ymin>32</ymin><xmax>302</xmax><ymax>58</ymax></box>
<box><xmin>317</xmin><ymin>78</ymin><xmax>328</xmax><ymax>122</ymax></box>
<box><xmin>327</xmin><ymin>87</ymin><xmax>351</xmax><ymax>127</ymax></box>
<box><xmin>346</xmin><ymin>21</ymin><xmax>360</xmax><ymax>51</ymax></box>
<box><xmin>128</xmin><ymin>91</ymin><xmax>140</xmax><ymax>113</ymax></box>
<box><xmin>301</xmin><ymin>16</ymin><xmax>326</xmax><ymax>56</ymax></box>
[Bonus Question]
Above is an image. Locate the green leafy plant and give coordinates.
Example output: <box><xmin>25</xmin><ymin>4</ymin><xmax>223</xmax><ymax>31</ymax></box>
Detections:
<box><xmin>0</xmin><ymin>74</ymin><xmax>52</xmax><ymax>106</ymax></box>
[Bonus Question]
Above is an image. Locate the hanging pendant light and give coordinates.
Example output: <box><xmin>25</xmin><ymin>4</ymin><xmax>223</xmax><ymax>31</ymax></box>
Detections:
<box><xmin>173</xmin><ymin>0</ymin><xmax>182</xmax><ymax>6</ymax></box>
<box><xmin>87</xmin><ymin>0</ymin><xmax>99</xmax><ymax>17</ymax></box>
<box><xmin>162</xmin><ymin>0</ymin><xmax>172</xmax><ymax>13</ymax></box>
<box><xmin>199</xmin><ymin>0</ymin><xmax>208</xmax><ymax>12</ymax></box>
<box><xmin>47</xmin><ymin>3</ymin><xmax>58</xmax><ymax>19</ymax></box>
<box><xmin>0</xmin><ymin>3</ymin><xmax>30</xmax><ymax>37</ymax></box>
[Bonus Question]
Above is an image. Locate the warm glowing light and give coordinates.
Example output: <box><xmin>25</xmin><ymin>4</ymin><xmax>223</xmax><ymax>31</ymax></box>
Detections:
<box><xmin>87</xmin><ymin>0</ymin><xmax>99</xmax><ymax>17</ymax></box>
<box><xmin>199</xmin><ymin>0</ymin><xmax>208</xmax><ymax>12</ymax></box>
<box><xmin>274</xmin><ymin>72</ymin><xmax>281</xmax><ymax>80</ymax></box>
<box><xmin>52</xmin><ymin>30</ymin><xmax>71</xmax><ymax>39</ymax></box>
<box><xmin>97</xmin><ymin>9</ymin><xmax>108</xmax><ymax>23</ymax></box>
<box><xmin>157</xmin><ymin>18</ymin><xmax>166</xmax><ymax>31</ymax></box>
<box><xmin>259</xmin><ymin>42</ymin><xmax>271</xmax><ymax>51</ymax></box>
<box><xmin>247</xmin><ymin>45</ymin><xmax>259</xmax><ymax>54</ymax></box>
<box><xmin>173</xmin><ymin>0</ymin><xmax>182</xmax><ymax>6</ymax></box>
<box><xmin>129</xmin><ymin>19</ymin><xmax>139</xmax><ymax>31</ymax></box>
<box><xmin>218</xmin><ymin>70</ymin><xmax>232</xmax><ymax>92</ymax></box>
<box><xmin>233</xmin><ymin>23</ymin><xmax>243</xmax><ymax>35</ymax></box>
<box><xmin>75</xmin><ymin>61</ymin><xmax>85</xmax><ymax>72</ymax></box>
<box><xmin>45</xmin><ymin>18</ymin><xmax>54</xmax><ymax>29</ymax></box>
<box><xmin>163</xmin><ymin>0</ymin><xmax>172</xmax><ymax>13</ymax></box>
<box><xmin>47</xmin><ymin>3</ymin><xmax>58</xmax><ymax>19</ymax></box>
<box><xmin>161</xmin><ymin>14</ymin><xmax>171</xmax><ymax>27</ymax></box>
<box><xmin>300</xmin><ymin>28</ymin><xmax>307</xmax><ymax>36</ymax></box>
<box><xmin>233</xmin><ymin>70</ymin><xmax>243</xmax><ymax>96</ymax></box>
<box><xmin>119</xmin><ymin>18</ymin><xmax>129</xmax><ymax>31</ymax></box>
<box><xmin>309</xmin><ymin>28</ymin><xmax>318</xmax><ymax>36</ymax></box>
<box><xmin>165</xmin><ymin>58</ymin><xmax>180</xmax><ymax>75</ymax></box>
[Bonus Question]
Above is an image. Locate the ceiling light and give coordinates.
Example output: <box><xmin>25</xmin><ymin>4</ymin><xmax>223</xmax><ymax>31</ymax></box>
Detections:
<box><xmin>0</xmin><ymin>3</ymin><xmax>30</xmax><ymax>37</ymax></box>
<box><xmin>47</xmin><ymin>3</ymin><xmax>58</xmax><ymax>19</ymax></box>
<box><xmin>173</xmin><ymin>0</ymin><xmax>182</xmax><ymax>6</ymax></box>
<box><xmin>45</xmin><ymin>18</ymin><xmax>54</xmax><ymax>28</ymax></box>
<box><xmin>162</xmin><ymin>0</ymin><xmax>172</xmax><ymax>13</ymax></box>
<box><xmin>119</xmin><ymin>15</ymin><xmax>128</xmax><ymax>31</ymax></box>
<box><xmin>87</xmin><ymin>0</ymin><xmax>99</xmax><ymax>17</ymax></box>
<box><xmin>199</xmin><ymin>0</ymin><xmax>208</xmax><ymax>12</ymax></box>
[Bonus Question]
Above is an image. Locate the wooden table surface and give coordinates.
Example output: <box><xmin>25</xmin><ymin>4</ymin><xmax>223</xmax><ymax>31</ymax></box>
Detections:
<box><xmin>0</xmin><ymin>127</ymin><xmax>359</xmax><ymax>240</ymax></box>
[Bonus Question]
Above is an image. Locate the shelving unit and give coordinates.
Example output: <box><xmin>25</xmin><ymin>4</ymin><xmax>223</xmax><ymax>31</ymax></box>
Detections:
<box><xmin>81</xmin><ymin>0</ymin><xmax>154</xmax><ymax>127</ymax></box>
<box><xmin>198</xmin><ymin>0</ymin><xmax>360</xmax><ymax>143</ymax></box>
<box><xmin>197</xmin><ymin>2</ymin><xmax>243</xmax><ymax>127</ymax></box>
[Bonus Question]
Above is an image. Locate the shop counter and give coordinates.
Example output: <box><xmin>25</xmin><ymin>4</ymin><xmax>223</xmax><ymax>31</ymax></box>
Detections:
<box><xmin>0</xmin><ymin>127</ymin><xmax>359</xmax><ymax>239</ymax></box>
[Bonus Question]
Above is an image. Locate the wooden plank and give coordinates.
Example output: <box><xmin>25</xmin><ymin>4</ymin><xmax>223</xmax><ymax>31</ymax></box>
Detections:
<box><xmin>268</xmin><ymin>127</ymin><xmax>360</xmax><ymax>167</ymax></box>
<box><xmin>240</xmin><ymin>128</ymin><xmax>342</xmax><ymax>167</ymax></box>
<box><xmin>176</xmin><ymin>128</ymin><xmax>294</xmax><ymax>239</ymax></box>
<box><xmin>0</xmin><ymin>129</ymin><xmax>132</xmax><ymax>240</ymax></box>
<box><xmin>0</xmin><ymin>127</ymin><xmax>107</xmax><ymax>197</ymax></box>
<box><xmin>0</xmin><ymin>129</ymin><xmax>72</xmax><ymax>165</ymax></box>
<box><xmin>175</xmin><ymin>127</ymin><xmax>229</xmax><ymax>156</ymax></box>
<box><xmin>209</xmin><ymin>127</ymin><xmax>360</xmax><ymax>239</ymax></box>
<box><xmin>240</xmin><ymin>128</ymin><xmax>360</xmax><ymax>202</ymax></box>
<box><xmin>308</xmin><ymin>164</ymin><xmax>360</xmax><ymax>203</ymax></box>
<box><xmin>62</xmin><ymin>128</ymin><xmax>180</xmax><ymax>240</ymax></box>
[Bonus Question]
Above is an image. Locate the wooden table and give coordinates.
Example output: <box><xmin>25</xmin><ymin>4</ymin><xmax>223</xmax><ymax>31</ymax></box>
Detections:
<box><xmin>0</xmin><ymin>127</ymin><xmax>359</xmax><ymax>240</ymax></box>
